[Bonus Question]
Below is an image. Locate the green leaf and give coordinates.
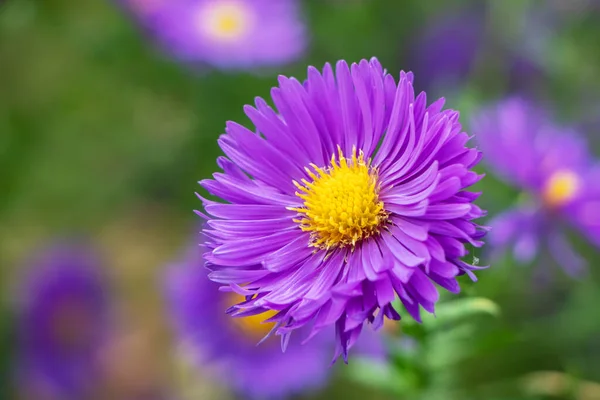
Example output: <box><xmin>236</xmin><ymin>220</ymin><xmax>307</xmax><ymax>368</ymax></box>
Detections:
<box><xmin>402</xmin><ymin>297</ymin><xmax>500</xmax><ymax>332</ymax></box>
<box><xmin>425</xmin><ymin>323</ymin><xmax>477</xmax><ymax>370</ymax></box>
<box><xmin>344</xmin><ymin>357</ymin><xmax>419</xmax><ymax>396</ymax></box>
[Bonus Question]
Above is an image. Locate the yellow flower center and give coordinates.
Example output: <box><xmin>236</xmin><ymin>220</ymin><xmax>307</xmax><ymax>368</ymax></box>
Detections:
<box><xmin>227</xmin><ymin>294</ymin><xmax>277</xmax><ymax>340</ymax></box>
<box><xmin>200</xmin><ymin>1</ymin><xmax>251</xmax><ymax>41</ymax></box>
<box><xmin>290</xmin><ymin>147</ymin><xmax>388</xmax><ymax>250</ymax></box>
<box><xmin>542</xmin><ymin>170</ymin><xmax>580</xmax><ymax>207</ymax></box>
<box><xmin>382</xmin><ymin>318</ymin><xmax>399</xmax><ymax>335</ymax></box>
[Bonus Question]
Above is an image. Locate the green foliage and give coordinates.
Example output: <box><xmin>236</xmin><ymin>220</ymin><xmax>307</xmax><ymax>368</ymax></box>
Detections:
<box><xmin>344</xmin><ymin>297</ymin><xmax>502</xmax><ymax>399</ymax></box>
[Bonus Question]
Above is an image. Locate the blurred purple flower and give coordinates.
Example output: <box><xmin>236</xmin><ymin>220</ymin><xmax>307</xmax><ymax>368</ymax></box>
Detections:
<box><xmin>408</xmin><ymin>10</ymin><xmax>485</xmax><ymax>90</ymax></box>
<box><xmin>407</xmin><ymin>7</ymin><xmax>545</xmax><ymax>95</ymax></box>
<box><xmin>165</xmin><ymin>245</ymin><xmax>385</xmax><ymax>400</ymax></box>
<box><xmin>472</xmin><ymin>97</ymin><xmax>600</xmax><ymax>276</ymax></box>
<box><xmin>123</xmin><ymin>0</ymin><xmax>307</xmax><ymax>70</ymax></box>
<box><xmin>15</xmin><ymin>242</ymin><xmax>110</xmax><ymax>399</ymax></box>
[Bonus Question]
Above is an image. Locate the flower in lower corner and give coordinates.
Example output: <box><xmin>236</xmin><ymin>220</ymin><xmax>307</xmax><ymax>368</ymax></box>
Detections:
<box><xmin>15</xmin><ymin>241</ymin><xmax>110</xmax><ymax>399</ymax></box>
<box><xmin>165</xmin><ymin>245</ymin><xmax>382</xmax><ymax>400</ymax></box>
<box><xmin>123</xmin><ymin>0</ymin><xmax>307</xmax><ymax>70</ymax></box>
<box><xmin>196</xmin><ymin>58</ymin><xmax>487</xmax><ymax>361</ymax></box>
<box><xmin>471</xmin><ymin>97</ymin><xmax>600</xmax><ymax>276</ymax></box>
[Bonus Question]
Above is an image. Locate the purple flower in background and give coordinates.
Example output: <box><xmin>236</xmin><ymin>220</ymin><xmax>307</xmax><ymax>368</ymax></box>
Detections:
<box><xmin>472</xmin><ymin>97</ymin><xmax>600</xmax><ymax>276</ymax></box>
<box><xmin>15</xmin><ymin>242</ymin><xmax>110</xmax><ymax>399</ymax></box>
<box><xmin>407</xmin><ymin>7</ymin><xmax>545</xmax><ymax>95</ymax></box>
<box><xmin>127</xmin><ymin>0</ymin><xmax>306</xmax><ymax>70</ymax></box>
<box><xmin>196</xmin><ymin>58</ymin><xmax>487</xmax><ymax>362</ymax></box>
<box><xmin>166</xmin><ymin>245</ymin><xmax>385</xmax><ymax>400</ymax></box>
<box><xmin>408</xmin><ymin>10</ymin><xmax>485</xmax><ymax>91</ymax></box>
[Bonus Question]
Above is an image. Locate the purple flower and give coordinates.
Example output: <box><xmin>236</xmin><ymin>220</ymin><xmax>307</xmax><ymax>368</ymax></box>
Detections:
<box><xmin>165</xmin><ymin>245</ymin><xmax>385</xmax><ymax>399</ymax></box>
<box><xmin>408</xmin><ymin>10</ymin><xmax>485</xmax><ymax>90</ymax></box>
<box><xmin>15</xmin><ymin>242</ymin><xmax>110</xmax><ymax>398</ymax></box>
<box><xmin>472</xmin><ymin>97</ymin><xmax>600</xmax><ymax>276</ymax></box>
<box><xmin>407</xmin><ymin>7</ymin><xmax>545</xmax><ymax>95</ymax></box>
<box><xmin>126</xmin><ymin>0</ymin><xmax>307</xmax><ymax>70</ymax></box>
<box><xmin>196</xmin><ymin>58</ymin><xmax>487</xmax><ymax>362</ymax></box>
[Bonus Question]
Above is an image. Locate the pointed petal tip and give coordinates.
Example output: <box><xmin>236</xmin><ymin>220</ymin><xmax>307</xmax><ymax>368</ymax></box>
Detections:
<box><xmin>193</xmin><ymin>209</ymin><xmax>210</xmax><ymax>220</ymax></box>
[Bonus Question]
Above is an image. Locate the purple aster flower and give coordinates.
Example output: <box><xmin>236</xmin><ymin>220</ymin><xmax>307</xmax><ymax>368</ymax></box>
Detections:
<box><xmin>408</xmin><ymin>9</ymin><xmax>485</xmax><ymax>91</ymax></box>
<box><xmin>165</xmin><ymin>244</ymin><xmax>384</xmax><ymax>399</ymax></box>
<box><xmin>407</xmin><ymin>7</ymin><xmax>546</xmax><ymax>96</ymax></box>
<box><xmin>127</xmin><ymin>0</ymin><xmax>307</xmax><ymax>70</ymax></box>
<box><xmin>471</xmin><ymin>97</ymin><xmax>600</xmax><ymax>276</ymax></box>
<box><xmin>15</xmin><ymin>242</ymin><xmax>110</xmax><ymax>399</ymax></box>
<box><xmin>196</xmin><ymin>57</ymin><xmax>487</xmax><ymax>362</ymax></box>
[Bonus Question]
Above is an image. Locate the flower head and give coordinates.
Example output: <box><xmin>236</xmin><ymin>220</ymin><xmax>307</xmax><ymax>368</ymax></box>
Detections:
<box><xmin>165</xmin><ymin>245</ymin><xmax>382</xmax><ymax>400</ymax></box>
<box><xmin>15</xmin><ymin>242</ymin><xmax>109</xmax><ymax>398</ymax></box>
<box><xmin>472</xmin><ymin>97</ymin><xmax>600</xmax><ymax>275</ymax></box>
<box><xmin>197</xmin><ymin>58</ymin><xmax>487</xmax><ymax>361</ymax></box>
<box><xmin>131</xmin><ymin>0</ymin><xmax>306</xmax><ymax>70</ymax></box>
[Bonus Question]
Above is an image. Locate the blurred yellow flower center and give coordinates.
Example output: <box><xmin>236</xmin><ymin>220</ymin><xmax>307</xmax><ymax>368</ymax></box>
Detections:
<box><xmin>382</xmin><ymin>318</ymin><xmax>399</xmax><ymax>335</ymax></box>
<box><xmin>201</xmin><ymin>1</ymin><xmax>251</xmax><ymax>41</ymax></box>
<box><xmin>290</xmin><ymin>147</ymin><xmax>388</xmax><ymax>250</ymax></box>
<box><xmin>542</xmin><ymin>170</ymin><xmax>580</xmax><ymax>207</ymax></box>
<box><xmin>227</xmin><ymin>294</ymin><xmax>277</xmax><ymax>339</ymax></box>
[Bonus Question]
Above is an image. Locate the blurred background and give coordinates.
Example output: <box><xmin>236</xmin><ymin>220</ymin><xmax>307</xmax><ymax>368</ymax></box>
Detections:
<box><xmin>1</xmin><ymin>0</ymin><xmax>600</xmax><ymax>399</ymax></box>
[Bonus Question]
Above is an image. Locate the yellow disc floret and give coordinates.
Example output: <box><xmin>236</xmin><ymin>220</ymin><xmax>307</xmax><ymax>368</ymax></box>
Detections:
<box><xmin>290</xmin><ymin>146</ymin><xmax>388</xmax><ymax>250</ymax></box>
<box><xmin>200</xmin><ymin>1</ymin><xmax>252</xmax><ymax>41</ymax></box>
<box><xmin>542</xmin><ymin>170</ymin><xmax>580</xmax><ymax>207</ymax></box>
